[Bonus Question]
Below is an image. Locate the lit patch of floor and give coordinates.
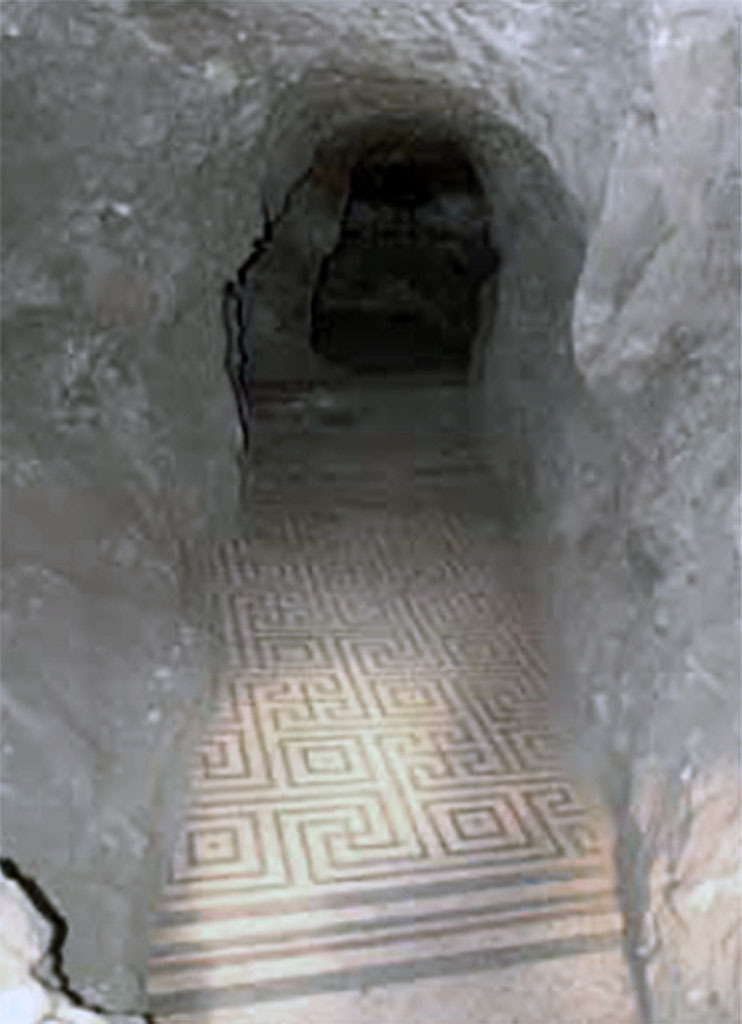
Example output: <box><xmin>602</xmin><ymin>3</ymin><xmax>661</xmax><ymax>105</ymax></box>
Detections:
<box><xmin>148</xmin><ymin>384</ymin><xmax>635</xmax><ymax>1023</ymax></box>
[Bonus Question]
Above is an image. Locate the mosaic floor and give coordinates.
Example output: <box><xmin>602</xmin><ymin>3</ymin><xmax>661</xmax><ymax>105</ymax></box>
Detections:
<box><xmin>149</xmin><ymin>385</ymin><xmax>634</xmax><ymax>1023</ymax></box>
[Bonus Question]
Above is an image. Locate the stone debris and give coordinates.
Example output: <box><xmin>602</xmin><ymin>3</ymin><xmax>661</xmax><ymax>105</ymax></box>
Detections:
<box><xmin>0</xmin><ymin>873</ymin><xmax>146</xmax><ymax>1024</ymax></box>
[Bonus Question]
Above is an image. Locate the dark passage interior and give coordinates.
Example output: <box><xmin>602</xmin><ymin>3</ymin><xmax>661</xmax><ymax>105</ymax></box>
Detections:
<box><xmin>310</xmin><ymin>140</ymin><xmax>500</xmax><ymax>375</ymax></box>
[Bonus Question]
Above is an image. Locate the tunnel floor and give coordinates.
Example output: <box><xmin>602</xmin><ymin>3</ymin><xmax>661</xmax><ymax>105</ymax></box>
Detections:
<box><xmin>148</xmin><ymin>382</ymin><xmax>634</xmax><ymax>1023</ymax></box>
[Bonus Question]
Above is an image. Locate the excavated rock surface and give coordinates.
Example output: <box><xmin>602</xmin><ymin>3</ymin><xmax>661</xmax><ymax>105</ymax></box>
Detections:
<box><xmin>549</xmin><ymin>6</ymin><xmax>741</xmax><ymax>1019</ymax></box>
<box><xmin>1</xmin><ymin>0</ymin><xmax>739</xmax><ymax>1019</ymax></box>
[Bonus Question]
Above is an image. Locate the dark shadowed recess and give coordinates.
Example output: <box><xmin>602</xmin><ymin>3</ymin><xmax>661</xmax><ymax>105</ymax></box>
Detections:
<box><xmin>310</xmin><ymin>138</ymin><xmax>500</xmax><ymax>375</ymax></box>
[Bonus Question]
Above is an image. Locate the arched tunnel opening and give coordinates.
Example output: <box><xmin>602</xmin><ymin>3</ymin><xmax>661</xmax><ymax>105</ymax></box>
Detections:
<box><xmin>222</xmin><ymin>128</ymin><xmax>512</xmax><ymax>476</ymax></box>
<box><xmin>223</xmin><ymin>129</ymin><xmax>507</xmax><ymax>465</ymax></box>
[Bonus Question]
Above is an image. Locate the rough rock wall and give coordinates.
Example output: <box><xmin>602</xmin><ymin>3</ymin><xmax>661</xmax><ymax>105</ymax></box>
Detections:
<box><xmin>1</xmin><ymin>1</ymin><xmax>737</xmax><ymax>1020</ymax></box>
<box><xmin>247</xmin><ymin>167</ymin><xmax>350</xmax><ymax>384</ymax></box>
<box><xmin>539</xmin><ymin>3</ymin><xmax>741</xmax><ymax>1021</ymax></box>
<box><xmin>1</xmin><ymin>0</ymin><xmax>264</xmax><ymax>1005</ymax></box>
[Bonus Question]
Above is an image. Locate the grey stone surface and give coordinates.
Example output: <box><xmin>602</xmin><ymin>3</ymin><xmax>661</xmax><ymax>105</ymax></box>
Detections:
<box><xmin>1</xmin><ymin>0</ymin><xmax>738</xmax><ymax>1019</ymax></box>
<box><xmin>542</xmin><ymin>4</ymin><xmax>741</xmax><ymax>1020</ymax></box>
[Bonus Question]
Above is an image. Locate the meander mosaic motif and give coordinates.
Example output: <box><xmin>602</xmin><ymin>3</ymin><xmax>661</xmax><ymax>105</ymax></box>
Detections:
<box><xmin>149</xmin><ymin>389</ymin><xmax>623</xmax><ymax>1017</ymax></box>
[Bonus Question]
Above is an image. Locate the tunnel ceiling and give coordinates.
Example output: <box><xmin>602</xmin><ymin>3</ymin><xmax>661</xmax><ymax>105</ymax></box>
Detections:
<box><xmin>310</xmin><ymin>139</ymin><xmax>499</xmax><ymax>374</ymax></box>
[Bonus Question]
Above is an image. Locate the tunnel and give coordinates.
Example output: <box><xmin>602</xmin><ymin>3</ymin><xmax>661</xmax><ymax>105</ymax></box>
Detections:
<box><xmin>1</xmin><ymin>3</ymin><xmax>740</xmax><ymax>1024</ymax></box>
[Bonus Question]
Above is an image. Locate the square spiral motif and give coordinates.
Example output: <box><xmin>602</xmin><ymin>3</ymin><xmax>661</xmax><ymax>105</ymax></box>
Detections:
<box><xmin>281</xmin><ymin>737</ymin><xmax>372</xmax><ymax>786</ymax></box>
<box><xmin>187</xmin><ymin>826</ymin><xmax>239</xmax><ymax>867</ymax></box>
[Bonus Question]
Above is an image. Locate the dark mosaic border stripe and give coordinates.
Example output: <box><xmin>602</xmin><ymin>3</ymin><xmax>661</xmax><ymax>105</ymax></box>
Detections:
<box><xmin>153</xmin><ymin>863</ymin><xmax>608</xmax><ymax>927</ymax></box>
<box><xmin>150</xmin><ymin>888</ymin><xmax>616</xmax><ymax>961</ymax></box>
<box><xmin>149</xmin><ymin>931</ymin><xmax>623</xmax><ymax>1015</ymax></box>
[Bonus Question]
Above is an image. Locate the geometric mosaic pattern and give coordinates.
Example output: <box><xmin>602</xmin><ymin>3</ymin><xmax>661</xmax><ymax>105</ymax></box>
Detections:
<box><xmin>148</xmin><ymin>385</ymin><xmax>624</xmax><ymax>1019</ymax></box>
